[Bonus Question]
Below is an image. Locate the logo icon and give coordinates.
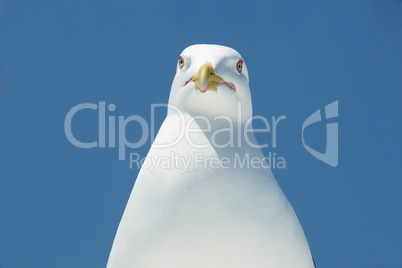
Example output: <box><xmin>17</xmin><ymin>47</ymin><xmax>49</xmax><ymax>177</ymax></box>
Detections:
<box><xmin>302</xmin><ymin>101</ymin><xmax>339</xmax><ymax>167</ymax></box>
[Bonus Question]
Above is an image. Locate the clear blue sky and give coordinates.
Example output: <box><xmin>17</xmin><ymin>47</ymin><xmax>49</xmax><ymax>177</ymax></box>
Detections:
<box><xmin>0</xmin><ymin>1</ymin><xmax>401</xmax><ymax>267</ymax></box>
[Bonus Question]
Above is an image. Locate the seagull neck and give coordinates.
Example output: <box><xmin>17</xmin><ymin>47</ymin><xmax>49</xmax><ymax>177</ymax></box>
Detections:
<box><xmin>185</xmin><ymin>114</ymin><xmax>256</xmax><ymax>150</ymax></box>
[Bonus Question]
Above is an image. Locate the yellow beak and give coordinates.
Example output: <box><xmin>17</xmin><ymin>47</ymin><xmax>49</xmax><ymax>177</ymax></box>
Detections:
<box><xmin>192</xmin><ymin>63</ymin><xmax>224</xmax><ymax>93</ymax></box>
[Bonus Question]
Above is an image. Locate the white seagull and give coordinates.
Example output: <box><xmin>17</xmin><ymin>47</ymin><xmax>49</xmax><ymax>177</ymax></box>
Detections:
<box><xmin>107</xmin><ymin>44</ymin><xmax>316</xmax><ymax>268</ymax></box>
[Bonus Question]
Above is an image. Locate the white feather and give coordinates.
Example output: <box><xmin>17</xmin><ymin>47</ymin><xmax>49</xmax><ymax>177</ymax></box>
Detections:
<box><xmin>108</xmin><ymin>44</ymin><xmax>315</xmax><ymax>268</ymax></box>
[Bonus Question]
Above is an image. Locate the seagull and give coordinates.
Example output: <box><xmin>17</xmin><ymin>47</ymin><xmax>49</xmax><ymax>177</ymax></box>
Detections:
<box><xmin>107</xmin><ymin>44</ymin><xmax>316</xmax><ymax>268</ymax></box>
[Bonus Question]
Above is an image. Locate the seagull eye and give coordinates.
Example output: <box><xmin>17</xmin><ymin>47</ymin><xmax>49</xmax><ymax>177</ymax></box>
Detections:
<box><xmin>178</xmin><ymin>56</ymin><xmax>185</xmax><ymax>69</ymax></box>
<box><xmin>236</xmin><ymin>60</ymin><xmax>243</xmax><ymax>73</ymax></box>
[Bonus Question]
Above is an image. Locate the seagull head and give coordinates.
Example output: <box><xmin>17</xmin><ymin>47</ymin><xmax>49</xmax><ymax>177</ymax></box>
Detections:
<box><xmin>169</xmin><ymin>44</ymin><xmax>252</xmax><ymax>123</ymax></box>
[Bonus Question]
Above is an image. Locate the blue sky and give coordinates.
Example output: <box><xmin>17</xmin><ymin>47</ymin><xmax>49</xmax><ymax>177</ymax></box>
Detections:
<box><xmin>0</xmin><ymin>0</ymin><xmax>401</xmax><ymax>267</ymax></box>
